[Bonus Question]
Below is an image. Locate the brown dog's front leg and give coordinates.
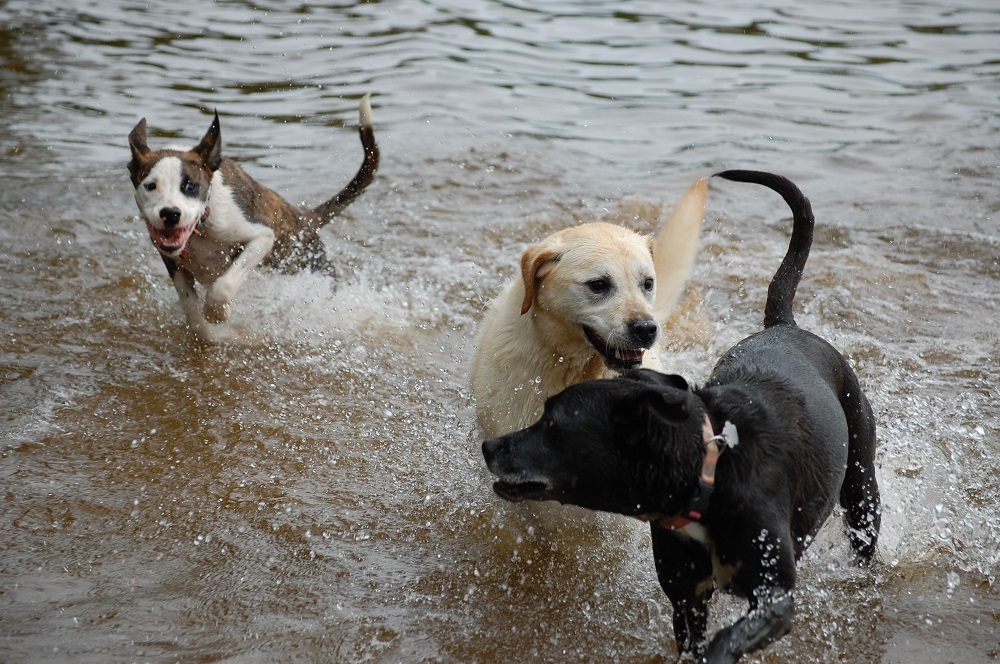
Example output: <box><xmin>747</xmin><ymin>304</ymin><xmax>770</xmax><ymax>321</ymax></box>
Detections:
<box><xmin>204</xmin><ymin>229</ymin><xmax>275</xmax><ymax>324</ymax></box>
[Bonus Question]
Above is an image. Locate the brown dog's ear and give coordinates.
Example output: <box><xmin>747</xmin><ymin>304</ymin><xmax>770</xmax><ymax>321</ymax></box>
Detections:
<box><xmin>128</xmin><ymin>118</ymin><xmax>149</xmax><ymax>154</ymax></box>
<box><xmin>127</xmin><ymin>118</ymin><xmax>152</xmax><ymax>184</ymax></box>
<box><xmin>519</xmin><ymin>243</ymin><xmax>560</xmax><ymax>315</ymax></box>
<box><xmin>192</xmin><ymin>111</ymin><xmax>223</xmax><ymax>172</ymax></box>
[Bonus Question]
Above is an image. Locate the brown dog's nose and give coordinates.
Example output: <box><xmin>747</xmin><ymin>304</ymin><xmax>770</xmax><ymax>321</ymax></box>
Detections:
<box><xmin>628</xmin><ymin>318</ymin><xmax>658</xmax><ymax>348</ymax></box>
<box><xmin>160</xmin><ymin>207</ymin><xmax>182</xmax><ymax>227</ymax></box>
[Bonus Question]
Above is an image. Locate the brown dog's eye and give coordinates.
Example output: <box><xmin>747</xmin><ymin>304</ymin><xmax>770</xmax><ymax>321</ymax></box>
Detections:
<box><xmin>180</xmin><ymin>177</ymin><xmax>198</xmax><ymax>196</ymax></box>
<box><xmin>144</xmin><ymin>182</ymin><xmax>156</xmax><ymax>191</ymax></box>
<box><xmin>586</xmin><ymin>278</ymin><xmax>610</xmax><ymax>294</ymax></box>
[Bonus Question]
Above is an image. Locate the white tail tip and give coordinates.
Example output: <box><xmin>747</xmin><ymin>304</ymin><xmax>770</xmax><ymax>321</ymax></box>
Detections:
<box><xmin>359</xmin><ymin>93</ymin><xmax>373</xmax><ymax>127</ymax></box>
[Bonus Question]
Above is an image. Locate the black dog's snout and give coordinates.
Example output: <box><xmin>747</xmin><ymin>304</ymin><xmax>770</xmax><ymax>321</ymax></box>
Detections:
<box><xmin>628</xmin><ymin>318</ymin><xmax>658</xmax><ymax>347</ymax></box>
<box><xmin>160</xmin><ymin>207</ymin><xmax>182</xmax><ymax>227</ymax></box>
<box><xmin>482</xmin><ymin>437</ymin><xmax>502</xmax><ymax>466</ymax></box>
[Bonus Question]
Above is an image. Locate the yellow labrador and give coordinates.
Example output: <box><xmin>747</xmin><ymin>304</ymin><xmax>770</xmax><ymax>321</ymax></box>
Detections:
<box><xmin>471</xmin><ymin>178</ymin><xmax>708</xmax><ymax>438</ymax></box>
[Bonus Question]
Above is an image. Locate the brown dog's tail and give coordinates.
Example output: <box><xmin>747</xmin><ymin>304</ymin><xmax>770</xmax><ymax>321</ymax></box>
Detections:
<box><xmin>311</xmin><ymin>93</ymin><xmax>380</xmax><ymax>224</ymax></box>
<box><xmin>712</xmin><ymin>170</ymin><xmax>815</xmax><ymax>328</ymax></box>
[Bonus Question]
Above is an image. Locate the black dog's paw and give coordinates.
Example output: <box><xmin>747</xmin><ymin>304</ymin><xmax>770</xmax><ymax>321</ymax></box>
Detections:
<box><xmin>673</xmin><ymin>637</ymin><xmax>710</xmax><ymax>664</ymax></box>
<box><xmin>845</xmin><ymin>523</ymin><xmax>879</xmax><ymax>564</ymax></box>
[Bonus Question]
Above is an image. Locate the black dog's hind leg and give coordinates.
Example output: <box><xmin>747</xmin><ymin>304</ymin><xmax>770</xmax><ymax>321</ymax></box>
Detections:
<box><xmin>838</xmin><ymin>371</ymin><xmax>881</xmax><ymax>561</ymax></box>
<box><xmin>650</xmin><ymin>526</ymin><xmax>713</xmax><ymax>656</ymax></box>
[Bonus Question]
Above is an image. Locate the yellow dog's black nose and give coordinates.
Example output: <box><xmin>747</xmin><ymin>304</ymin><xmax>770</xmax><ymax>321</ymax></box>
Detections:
<box><xmin>628</xmin><ymin>317</ymin><xmax>658</xmax><ymax>348</ymax></box>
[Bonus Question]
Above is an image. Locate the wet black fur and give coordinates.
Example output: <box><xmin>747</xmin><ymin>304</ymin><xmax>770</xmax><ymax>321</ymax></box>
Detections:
<box><xmin>482</xmin><ymin>170</ymin><xmax>881</xmax><ymax>663</ymax></box>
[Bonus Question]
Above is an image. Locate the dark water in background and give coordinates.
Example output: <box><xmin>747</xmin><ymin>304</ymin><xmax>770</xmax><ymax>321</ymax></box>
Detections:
<box><xmin>1</xmin><ymin>1</ymin><xmax>998</xmax><ymax>662</ymax></box>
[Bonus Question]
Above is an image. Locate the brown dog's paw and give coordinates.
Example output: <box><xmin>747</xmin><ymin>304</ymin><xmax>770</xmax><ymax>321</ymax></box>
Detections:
<box><xmin>203</xmin><ymin>298</ymin><xmax>232</xmax><ymax>324</ymax></box>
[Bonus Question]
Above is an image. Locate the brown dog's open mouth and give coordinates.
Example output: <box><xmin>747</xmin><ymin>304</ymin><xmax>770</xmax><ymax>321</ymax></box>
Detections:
<box><xmin>583</xmin><ymin>326</ymin><xmax>644</xmax><ymax>371</ymax></box>
<box><xmin>145</xmin><ymin>219</ymin><xmax>197</xmax><ymax>256</ymax></box>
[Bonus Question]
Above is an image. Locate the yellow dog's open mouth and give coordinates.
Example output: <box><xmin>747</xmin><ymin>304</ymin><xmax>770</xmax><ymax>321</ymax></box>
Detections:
<box><xmin>583</xmin><ymin>326</ymin><xmax>645</xmax><ymax>371</ymax></box>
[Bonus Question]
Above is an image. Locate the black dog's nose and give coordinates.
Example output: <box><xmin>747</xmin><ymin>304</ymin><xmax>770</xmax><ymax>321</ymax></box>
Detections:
<box><xmin>482</xmin><ymin>438</ymin><xmax>500</xmax><ymax>465</ymax></box>
<box><xmin>628</xmin><ymin>318</ymin><xmax>658</xmax><ymax>347</ymax></box>
<box><xmin>160</xmin><ymin>207</ymin><xmax>182</xmax><ymax>227</ymax></box>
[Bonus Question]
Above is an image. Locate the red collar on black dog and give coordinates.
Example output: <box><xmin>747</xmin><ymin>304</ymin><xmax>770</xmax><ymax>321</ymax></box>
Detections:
<box><xmin>656</xmin><ymin>414</ymin><xmax>732</xmax><ymax>530</ymax></box>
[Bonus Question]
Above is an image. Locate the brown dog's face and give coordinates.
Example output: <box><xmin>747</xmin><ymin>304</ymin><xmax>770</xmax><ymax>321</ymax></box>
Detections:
<box><xmin>520</xmin><ymin>223</ymin><xmax>659</xmax><ymax>372</ymax></box>
<box><xmin>127</xmin><ymin>114</ymin><xmax>222</xmax><ymax>258</ymax></box>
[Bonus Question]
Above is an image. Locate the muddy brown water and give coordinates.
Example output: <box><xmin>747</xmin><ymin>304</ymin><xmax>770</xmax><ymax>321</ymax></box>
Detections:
<box><xmin>1</xmin><ymin>1</ymin><xmax>998</xmax><ymax>662</ymax></box>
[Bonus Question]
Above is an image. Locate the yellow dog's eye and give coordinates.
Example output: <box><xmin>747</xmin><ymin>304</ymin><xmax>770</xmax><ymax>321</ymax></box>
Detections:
<box><xmin>586</xmin><ymin>278</ymin><xmax>610</xmax><ymax>294</ymax></box>
<box><xmin>643</xmin><ymin>277</ymin><xmax>654</xmax><ymax>291</ymax></box>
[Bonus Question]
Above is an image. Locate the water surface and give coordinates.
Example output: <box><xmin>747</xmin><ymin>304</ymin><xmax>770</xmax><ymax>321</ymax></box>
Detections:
<box><xmin>1</xmin><ymin>1</ymin><xmax>998</xmax><ymax>662</ymax></box>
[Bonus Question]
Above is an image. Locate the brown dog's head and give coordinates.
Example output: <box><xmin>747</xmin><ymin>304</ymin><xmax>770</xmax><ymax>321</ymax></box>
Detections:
<box><xmin>518</xmin><ymin>223</ymin><xmax>659</xmax><ymax>372</ymax></box>
<box><xmin>127</xmin><ymin>113</ymin><xmax>222</xmax><ymax>258</ymax></box>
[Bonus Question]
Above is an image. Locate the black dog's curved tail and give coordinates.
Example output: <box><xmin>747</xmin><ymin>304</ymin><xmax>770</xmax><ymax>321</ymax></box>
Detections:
<box><xmin>713</xmin><ymin>170</ymin><xmax>815</xmax><ymax>328</ymax></box>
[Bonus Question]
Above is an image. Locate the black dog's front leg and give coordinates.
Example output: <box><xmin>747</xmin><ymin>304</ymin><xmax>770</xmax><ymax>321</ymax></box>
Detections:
<box><xmin>703</xmin><ymin>527</ymin><xmax>798</xmax><ymax>663</ymax></box>
<box><xmin>703</xmin><ymin>591</ymin><xmax>794</xmax><ymax>664</ymax></box>
<box><xmin>650</xmin><ymin>526</ymin><xmax>714</xmax><ymax>656</ymax></box>
<box><xmin>673</xmin><ymin>597</ymin><xmax>711</xmax><ymax>658</ymax></box>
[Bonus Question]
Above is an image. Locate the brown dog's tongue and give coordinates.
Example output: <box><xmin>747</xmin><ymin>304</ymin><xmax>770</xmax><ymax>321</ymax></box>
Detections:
<box><xmin>145</xmin><ymin>219</ymin><xmax>196</xmax><ymax>253</ymax></box>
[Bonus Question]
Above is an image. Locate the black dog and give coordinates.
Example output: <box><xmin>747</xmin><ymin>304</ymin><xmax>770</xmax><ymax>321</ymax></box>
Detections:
<box><xmin>482</xmin><ymin>170</ymin><xmax>881</xmax><ymax>663</ymax></box>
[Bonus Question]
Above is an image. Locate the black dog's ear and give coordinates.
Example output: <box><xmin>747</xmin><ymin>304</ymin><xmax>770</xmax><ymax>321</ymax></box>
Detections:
<box><xmin>639</xmin><ymin>386</ymin><xmax>690</xmax><ymax>424</ymax></box>
<box><xmin>626</xmin><ymin>369</ymin><xmax>689</xmax><ymax>393</ymax></box>
<box><xmin>622</xmin><ymin>370</ymin><xmax>691</xmax><ymax>423</ymax></box>
<box><xmin>192</xmin><ymin>110</ymin><xmax>223</xmax><ymax>172</ymax></box>
<box><xmin>659</xmin><ymin>374</ymin><xmax>689</xmax><ymax>392</ymax></box>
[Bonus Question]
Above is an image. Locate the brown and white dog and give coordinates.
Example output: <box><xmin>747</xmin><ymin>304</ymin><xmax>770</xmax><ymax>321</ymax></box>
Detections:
<box><xmin>470</xmin><ymin>178</ymin><xmax>708</xmax><ymax>438</ymax></box>
<box><xmin>127</xmin><ymin>95</ymin><xmax>379</xmax><ymax>342</ymax></box>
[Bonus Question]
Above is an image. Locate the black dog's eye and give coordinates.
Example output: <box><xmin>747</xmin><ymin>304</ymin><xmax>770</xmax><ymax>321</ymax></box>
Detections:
<box><xmin>643</xmin><ymin>277</ymin><xmax>654</xmax><ymax>292</ymax></box>
<box><xmin>586</xmin><ymin>278</ymin><xmax>610</xmax><ymax>294</ymax></box>
<box><xmin>180</xmin><ymin>178</ymin><xmax>198</xmax><ymax>196</ymax></box>
<box><xmin>537</xmin><ymin>412</ymin><xmax>556</xmax><ymax>430</ymax></box>
<box><xmin>144</xmin><ymin>181</ymin><xmax>157</xmax><ymax>192</ymax></box>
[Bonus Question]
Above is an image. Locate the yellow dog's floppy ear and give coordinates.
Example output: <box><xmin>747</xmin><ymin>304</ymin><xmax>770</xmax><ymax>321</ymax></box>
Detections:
<box><xmin>519</xmin><ymin>242</ymin><xmax>561</xmax><ymax>315</ymax></box>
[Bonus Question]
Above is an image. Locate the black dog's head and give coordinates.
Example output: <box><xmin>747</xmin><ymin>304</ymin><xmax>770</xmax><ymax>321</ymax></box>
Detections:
<box><xmin>482</xmin><ymin>369</ymin><xmax>703</xmax><ymax>518</ymax></box>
